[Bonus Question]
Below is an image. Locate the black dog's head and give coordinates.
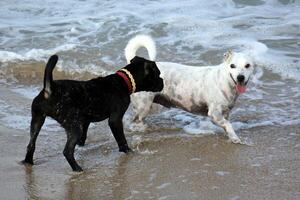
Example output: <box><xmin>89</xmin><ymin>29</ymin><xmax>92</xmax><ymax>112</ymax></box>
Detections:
<box><xmin>124</xmin><ymin>56</ymin><xmax>163</xmax><ymax>93</ymax></box>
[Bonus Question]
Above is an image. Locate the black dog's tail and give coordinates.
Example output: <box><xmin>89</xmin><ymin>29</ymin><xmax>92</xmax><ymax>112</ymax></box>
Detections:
<box><xmin>43</xmin><ymin>55</ymin><xmax>58</xmax><ymax>99</ymax></box>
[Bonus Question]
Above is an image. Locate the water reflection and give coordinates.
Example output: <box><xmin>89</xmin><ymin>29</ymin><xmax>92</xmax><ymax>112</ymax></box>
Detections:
<box><xmin>23</xmin><ymin>165</ymin><xmax>40</xmax><ymax>200</ymax></box>
<box><xmin>64</xmin><ymin>153</ymin><xmax>134</xmax><ymax>200</ymax></box>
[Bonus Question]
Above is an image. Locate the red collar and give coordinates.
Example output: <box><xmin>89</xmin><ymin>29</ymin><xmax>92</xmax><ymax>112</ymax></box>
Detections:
<box><xmin>116</xmin><ymin>71</ymin><xmax>133</xmax><ymax>94</ymax></box>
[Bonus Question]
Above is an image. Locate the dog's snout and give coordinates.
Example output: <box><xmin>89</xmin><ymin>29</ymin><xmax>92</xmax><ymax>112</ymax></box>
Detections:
<box><xmin>237</xmin><ymin>75</ymin><xmax>245</xmax><ymax>83</ymax></box>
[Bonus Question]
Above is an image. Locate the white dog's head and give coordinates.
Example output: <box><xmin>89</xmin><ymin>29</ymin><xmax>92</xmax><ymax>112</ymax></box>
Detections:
<box><xmin>223</xmin><ymin>50</ymin><xmax>254</xmax><ymax>94</ymax></box>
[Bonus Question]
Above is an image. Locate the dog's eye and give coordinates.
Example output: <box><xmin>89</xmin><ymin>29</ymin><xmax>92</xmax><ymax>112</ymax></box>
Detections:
<box><xmin>245</xmin><ymin>64</ymin><xmax>250</xmax><ymax>68</ymax></box>
<box><xmin>230</xmin><ymin>64</ymin><xmax>236</xmax><ymax>68</ymax></box>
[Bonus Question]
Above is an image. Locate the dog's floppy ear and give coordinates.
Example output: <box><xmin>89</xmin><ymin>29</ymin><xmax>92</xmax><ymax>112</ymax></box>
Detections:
<box><xmin>223</xmin><ymin>50</ymin><xmax>233</xmax><ymax>63</ymax></box>
<box><xmin>144</xmin><ymin>62</ymin><xmax>151</xmax><ymax>76</ymax></box>
<box><xmin>144</xmin><ymin>61</ymin><xmax>159</xmax><ymax>76</ymax></box>
<box><xmin>130</xmin><ymin>56</ymin><xmax>145</xmax><ymax>63</ymax></box>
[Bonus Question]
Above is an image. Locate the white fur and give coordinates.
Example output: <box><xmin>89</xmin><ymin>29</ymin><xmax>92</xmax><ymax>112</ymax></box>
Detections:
<box><xmin>126</xmin><ymin>35</ymin><xmax>254</xmax><ymax>143</ymax></box>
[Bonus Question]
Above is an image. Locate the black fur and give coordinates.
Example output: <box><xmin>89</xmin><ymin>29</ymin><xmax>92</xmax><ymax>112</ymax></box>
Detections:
<box><xmin>22</xmin><ymin>55</ymin><xmax>163</xmax><ymax>171</ymax></box>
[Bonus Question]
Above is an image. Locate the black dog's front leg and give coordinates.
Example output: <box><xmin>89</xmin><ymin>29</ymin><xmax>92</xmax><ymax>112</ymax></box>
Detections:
<box><xmin>108</xmin><ymin>115</ymin><xmax>132</xmax><ymax>153</ymax></box>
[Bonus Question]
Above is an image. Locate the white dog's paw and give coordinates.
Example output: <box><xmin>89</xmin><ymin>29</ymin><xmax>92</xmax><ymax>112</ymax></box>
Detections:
<box><xmin>229</xmin><ymin>137</ymin><xmax>242</xmax><ymax>144</ymax></box>
<box><xmin>228</xmin><ymin>137</ymin><xmax>254</xmax><ymax>146</ymax></box>
<box><xmin>126</xmin><ymin>121</ymin><xmax>148</xmax><ymax>132</ymax></box>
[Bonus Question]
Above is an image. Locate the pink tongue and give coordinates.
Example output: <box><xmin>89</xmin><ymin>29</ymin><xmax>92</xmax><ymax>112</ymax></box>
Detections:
<box><xmin>236</xmin><ymin>84</ymin><xmax>246</xmax><ymax>94</ymax></box>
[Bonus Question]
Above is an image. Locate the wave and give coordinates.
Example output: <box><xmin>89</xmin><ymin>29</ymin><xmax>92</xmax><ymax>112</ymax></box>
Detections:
<box><xmin>0</xmin><ymin>44</ymin><xmax>76</xmax><ymax>62</ymax></box>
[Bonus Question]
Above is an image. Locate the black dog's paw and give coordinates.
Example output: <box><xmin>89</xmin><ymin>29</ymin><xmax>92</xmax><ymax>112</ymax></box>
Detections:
<box><xmin>73</xmin><ymin>166</ymin><xmax>83</xmax><ymax>172</ymax></box>
<box><xmin>119</xmin><ymin>145</ymin><xmax>133</xmax><ymax>154</ymax></box>
<box><xmin>77</xmin><ymin>141</ymin><xmax>85</xmax><ymax>147</ymax></box>
<box><xmin>21</xmin><ymin>159</ymin><xmax>33</xmax><ymax>165</ymax></box>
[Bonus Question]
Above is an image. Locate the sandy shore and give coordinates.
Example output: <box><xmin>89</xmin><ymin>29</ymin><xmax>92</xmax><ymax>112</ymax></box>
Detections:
<box><xmin>0</xmin><ymin>123</ymin><xmax>299</xmax><ymax>200</ymax></box>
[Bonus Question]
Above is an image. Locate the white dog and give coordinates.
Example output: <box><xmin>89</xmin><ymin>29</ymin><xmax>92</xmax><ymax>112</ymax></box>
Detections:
<box><xmin>125</xmin><ymin>35</ymin><xmax>254</xmax><ymax>143</ymax></box>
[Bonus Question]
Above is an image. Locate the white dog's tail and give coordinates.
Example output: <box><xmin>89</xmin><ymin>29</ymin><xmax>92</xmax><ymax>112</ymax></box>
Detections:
<box><xmin>125</xmin><ymin>35</ymin><xmax>156</xmax><ymax>64</ymax></box>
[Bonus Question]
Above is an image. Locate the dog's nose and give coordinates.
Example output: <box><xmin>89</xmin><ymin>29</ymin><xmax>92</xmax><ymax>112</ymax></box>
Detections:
<box><xmin>237</xmin><ymin>75</ymin><xmax>245</xmax><ymax>83</ymax></box>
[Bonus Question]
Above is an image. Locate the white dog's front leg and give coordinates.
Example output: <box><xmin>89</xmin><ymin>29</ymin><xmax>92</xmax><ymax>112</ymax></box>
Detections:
<box><xmin>208</xmin><ymin>107</ymin><xmax>242</xmax><ymax>144</ymax></box>
<box><xmin>131</xmin><ymin>92</ymin><xmax>155</xmax><ymax>122</ymax></box>
<box><xmin>125</xmin><ymin>93</ymin><xmax>155</xmax><ymax>132</ymax></box>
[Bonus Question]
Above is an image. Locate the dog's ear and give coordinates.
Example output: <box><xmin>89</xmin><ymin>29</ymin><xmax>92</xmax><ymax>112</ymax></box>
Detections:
<box><xmin>144</xmin><ymin>61</ymin><xmax>159</xmax><ymax>76</ymax></box>
<box><xmin>143</xmin><ymin>62</ymin><xmax>151</xmax><ymax>76</ymax></box>
<box><xmin>223</xmin><ymin>50</ymin><xmax>233</xmax><ymax>63</ymax></box>
<box><xmin>130</xmin><ymin>56</ymin><xmax>145</xmax><ymax>63</ymax></box>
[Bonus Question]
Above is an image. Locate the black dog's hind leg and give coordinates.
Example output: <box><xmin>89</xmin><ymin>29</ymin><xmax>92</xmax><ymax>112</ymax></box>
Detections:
<box><xmin>77</xmin><ymin>122</ymin><xmax>90</xmax><ymax>146</ymax></box>
<box><xmin>23</xmin><ymin>111</ymin><xmax>46</xmax><ymax>165</ymax></box>
<box><xmin>108</xmin><ymin>114</ymin><xmax>132</xmax><ymax>153</ymax></box>
<box><xmin>63</xmin><ymin>127</ymin><xmax>83</xmax><ymax>172</ymax></box>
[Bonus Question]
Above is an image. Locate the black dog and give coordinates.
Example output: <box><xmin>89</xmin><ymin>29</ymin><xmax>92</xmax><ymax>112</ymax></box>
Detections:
<box><xmin>22</xmin><ymin>55</ymin><xmax>163</xmax><ymax>171</ymax></box>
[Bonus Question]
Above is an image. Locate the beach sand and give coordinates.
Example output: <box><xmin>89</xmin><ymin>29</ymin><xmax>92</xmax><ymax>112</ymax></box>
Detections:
<box><xmin>1</xmin><ymin>123</ymin><xmax>299</xmax><ymax>200</ymax></box>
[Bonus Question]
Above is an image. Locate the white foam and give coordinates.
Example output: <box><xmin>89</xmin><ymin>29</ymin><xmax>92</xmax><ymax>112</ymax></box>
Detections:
<box><xmin>216</xmin><ymin>171</ymin><xmax>230</xmax><ymax>176</ymax></box>
<box><xmin>156</xmin><ymin>182</ymin><xmax>171</xmax><ymax>190</ymax></box>
<box><xmin>0</xmin><ymin>51</ymin><xmax>24</xmax><ymax>62</ymax></box>
<box><xmin>256</xmin><ymin>53</ymin><xmax>300</xmax><ymax>81</ymax></box>
<box><xmin>0</xmin><ymin>113</ymin><xmax>61</xmax><ymax>132</ymax></box>
<box><xmin>1</xmin><ymin>115</ymin><xmax>30</xmax><ymax>130</ymax></box>
<box><xmin>0</xmin><ymin>93</ymin><xmax>61</xmax><ymax>131</ymax></box>
<box><xmin>11</xmin><ymin>86</ymin><xmax>40</xmax><ymax>99</ymax></box>
<box><xmin>0</xmin><ymin>44</ymin><xmax>76</xmax><ymax>62</ymax></box>
<box><xmin>183</xmin><ymin>121</ymin><xmax>219</xmax><ymax>135</ymax></box>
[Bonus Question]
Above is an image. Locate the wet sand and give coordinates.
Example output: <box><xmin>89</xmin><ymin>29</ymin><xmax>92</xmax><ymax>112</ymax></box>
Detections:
<box><xmin>1</xmin><ymin>123</ymin><xmax>299</xmax><ymax>200</ymax></box>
